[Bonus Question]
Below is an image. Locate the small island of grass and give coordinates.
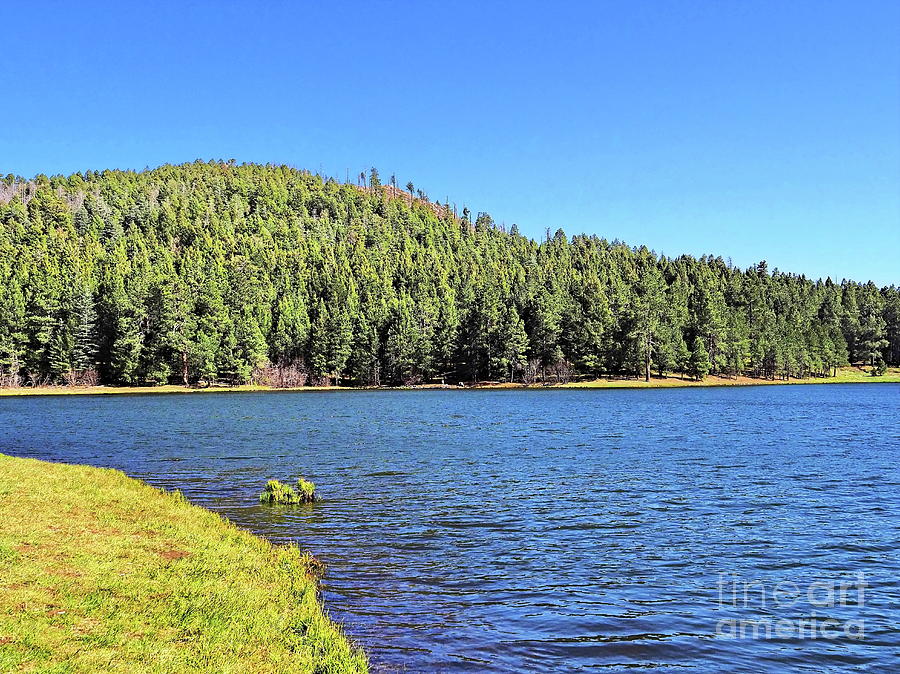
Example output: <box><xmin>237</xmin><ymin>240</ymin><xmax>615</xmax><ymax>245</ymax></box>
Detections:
<box><xmin>260</xmin><ymin>477</ymin><xmax>318</xmax><ymax>504</ymax></box>
<box><xmin>0</xmin><ymin>454</ymin><xmax>365</xmax><ymax>673</ymax></box>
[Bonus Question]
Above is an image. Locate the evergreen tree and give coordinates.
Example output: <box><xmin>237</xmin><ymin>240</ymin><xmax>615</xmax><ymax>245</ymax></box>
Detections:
<box><xmin>628</xmin><ymin>254</ymin><xmax>667</xmax><ymax>382</ymax></box>
<box><xmin>71</xmin><ymin>287</ymin><xmax>99</xmax><ymax>372</ymax></box>
<box><xmin>689</xmin><ymin>336</ymin><xmax>711</xmax><ymax>380</ymax></box>
<box><xmin>498</xmin><ymin>305</ymin><xmax>528</xmax><ymax>382</ymax></box>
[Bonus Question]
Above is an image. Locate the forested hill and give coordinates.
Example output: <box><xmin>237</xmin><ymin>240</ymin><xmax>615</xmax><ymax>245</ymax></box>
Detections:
<box><xmin>0</xmin><ymin>161</ymin><xmax>897</xmax><ymax>388</ymax></box>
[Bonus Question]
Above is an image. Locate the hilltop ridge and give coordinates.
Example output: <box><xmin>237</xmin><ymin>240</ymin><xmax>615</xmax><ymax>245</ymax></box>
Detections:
<box><xmin>0</xmin><ymin>161</ymin><xmax>897</xmax><ymax>388</ymax></box>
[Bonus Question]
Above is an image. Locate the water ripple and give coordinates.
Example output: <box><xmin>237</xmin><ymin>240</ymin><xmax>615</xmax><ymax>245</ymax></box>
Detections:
<box><xmin>1</xmin><ymin>384</ymin><xmax>898</xmax><ymax>672</ymax></box>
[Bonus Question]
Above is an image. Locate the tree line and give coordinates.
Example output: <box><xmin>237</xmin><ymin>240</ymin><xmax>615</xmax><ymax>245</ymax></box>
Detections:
<box><xmin>0</xmin><ymin>161</ymin><xmax>897</xmax><ymax>388</ymax></box>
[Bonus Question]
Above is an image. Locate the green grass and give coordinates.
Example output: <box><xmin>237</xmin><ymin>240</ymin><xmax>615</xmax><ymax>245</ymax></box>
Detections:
<box><xmin>259</xmin><ymin>478</ymin><xmax>317</xmax><ymax>505</ymax></box>
<box><xmin>0</xmin><ymin>454</ymin><xmax>366</xmax><ymax>673</ymax></box>
<box><xmin>825</xmin><ymin>366</ymin><xmax>900</xmax><ymax>384</ymax></box>
<box><xmin>560</xmin><ymin>366</ymin><xmax>900</xmax><ymax>389</ymax></box>
<box><xmin>296</xmin><ymin>478</ymin><xmax>317</xmax><ymax>502</ymax></box>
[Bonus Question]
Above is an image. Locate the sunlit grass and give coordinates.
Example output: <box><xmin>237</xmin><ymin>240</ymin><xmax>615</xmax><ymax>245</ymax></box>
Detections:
<box><xmin>297</xmin><ymin>478</ymin><xmax>317</xmax><ymax>502</ymax></box>
<box><xmin>0</xmin><ymin>367</ymin><xmax>897</xmax><ymax>397</ymax></box>
<box><xmin>259</xmin><ymin>478</ymin><xmax>317</xmax><ymax>505</ymax></box>
<box><xmin>560</xmin><ymin>366</ymin><xmax>900</xmax><ymax>389</ymax></box>
<box><xmin>0</xmin><ymin>454</ymin><xmax>366</xmax><ymax>673</ymax></box>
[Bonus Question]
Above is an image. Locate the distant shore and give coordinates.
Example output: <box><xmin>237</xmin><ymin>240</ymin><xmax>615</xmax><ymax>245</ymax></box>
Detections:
<box><xmin>1</xmin><ymin>366</ymin><xmax>897</xmax><ymax>398</ymax></box>
<box><xmin>557</xmin><ymin>366</ymin><xmax>900</xmax><ymax>389</ymax></box>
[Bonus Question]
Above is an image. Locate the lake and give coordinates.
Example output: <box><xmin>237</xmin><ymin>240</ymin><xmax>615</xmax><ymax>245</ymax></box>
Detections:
<box><xmin>2</xmin><ymin>384</ymin><xmax>899</xmax><ymax>672</ymax></box>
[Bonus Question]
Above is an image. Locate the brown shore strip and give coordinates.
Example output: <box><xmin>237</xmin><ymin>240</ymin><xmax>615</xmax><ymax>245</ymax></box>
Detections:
<box><xmin>1</xmin><ymin>367</ymin><xmax>897</xmax><ymax>397</ymax></box>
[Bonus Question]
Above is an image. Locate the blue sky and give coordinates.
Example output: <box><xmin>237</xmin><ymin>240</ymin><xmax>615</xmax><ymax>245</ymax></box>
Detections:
<box><xmin>2</xmin><ymin>1</ymin><xmax>898</xmax><ymax>285</ymax></box>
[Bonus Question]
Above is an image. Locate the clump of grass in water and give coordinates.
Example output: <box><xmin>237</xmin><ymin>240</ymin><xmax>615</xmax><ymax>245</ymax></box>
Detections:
<box><xmin>296</xmin><ymin>476</ymin><xmax>316</xmax><ymax>501</ymax></box>
<box><xmin>259</xmin><ymin>477</ymin><xmax>317</xmax><ymax>504</ymax></box>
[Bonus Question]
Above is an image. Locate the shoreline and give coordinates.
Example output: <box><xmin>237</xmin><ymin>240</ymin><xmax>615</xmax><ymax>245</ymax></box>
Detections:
<box><xmin>0</xmin><ymin>453</ymin><xmax>367</xmax><ymax>672</ymax></box>
<box><xmin>0</xmin><ymin>367</ymin><xmax>897</xmax><ymax>397</ymax></box>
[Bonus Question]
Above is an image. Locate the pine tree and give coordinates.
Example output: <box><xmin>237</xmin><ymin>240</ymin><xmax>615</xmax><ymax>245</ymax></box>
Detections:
<box><xmin>498</xmin><ymin>305</ymin><xmax>528</xmax><ymax>382</ymax></box>
<box><xmin>856</xmin><ymin>285</ymin><xmax>888</xmax><ymax>367</ymax></box>
<box><xmin>71</xmin><ymin>288</ymin><xmax>98</xmax><ymax>372</ymax></box>
<box><xmin>629</xmin><ymin>256</ymin><xmax>667</xmax><ymax>382</ymax></box>
<box><xmin>721</xmin><ymin>308</ymin><xmax>751</xmax><ymax>378</ymax></box>
<box><xmin>689</xmin><ymin>336</ymin><xmax>711</xmax><ymax>380</ymax></box>
<box><xmin>674</xmin><ymin>334</ymin><xmax>691</xmax><ymax>379</ymax></box>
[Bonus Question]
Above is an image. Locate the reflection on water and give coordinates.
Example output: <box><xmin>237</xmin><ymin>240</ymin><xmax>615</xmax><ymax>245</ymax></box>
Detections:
<box><xmin>2</xmin><ymin>385</ymin><xmax>899</xmax><ymax>672</ymax></box>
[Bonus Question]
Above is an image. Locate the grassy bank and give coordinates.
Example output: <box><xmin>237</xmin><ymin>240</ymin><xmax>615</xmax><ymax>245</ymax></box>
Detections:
<box><xmin>0</xmin><ymin>367</ymin><xmax>898</xmax><ymax>397</ymax></box>
<box><xmin>558</xmin><ymin>366</ymin><xmax>900</xmax><ymax>389</ymax></box>
<box><xmin>0</xmin><ymin>454</ymin><xmax>367</xmax><ymax>673</ymax></box>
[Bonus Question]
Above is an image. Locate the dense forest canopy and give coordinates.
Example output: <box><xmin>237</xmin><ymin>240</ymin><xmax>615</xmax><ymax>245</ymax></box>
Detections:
<box><xmin>0</xmin><ymin>161</ymin><xmax>897</xmax><ymax>387</ymax></box>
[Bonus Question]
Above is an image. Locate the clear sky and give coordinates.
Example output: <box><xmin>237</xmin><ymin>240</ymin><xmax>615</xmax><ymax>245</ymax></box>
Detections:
<box><xmin>2</xmin><ymin>1</ymin><xmax>898</xmax><ymax>285</ymax></box>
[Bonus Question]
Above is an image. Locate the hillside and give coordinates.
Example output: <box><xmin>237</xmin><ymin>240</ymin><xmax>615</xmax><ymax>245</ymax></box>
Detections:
<box><xmin>0</xmin><ymin>161</ymin><xmax>897</xmax><ymax>387</ymax></box>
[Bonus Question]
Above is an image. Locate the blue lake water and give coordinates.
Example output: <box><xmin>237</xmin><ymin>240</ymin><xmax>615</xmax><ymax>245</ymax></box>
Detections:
<box><xmin>2</xmin><ymin>384</ymin><xmax>899</xmax><ymax>672</ymax></box>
